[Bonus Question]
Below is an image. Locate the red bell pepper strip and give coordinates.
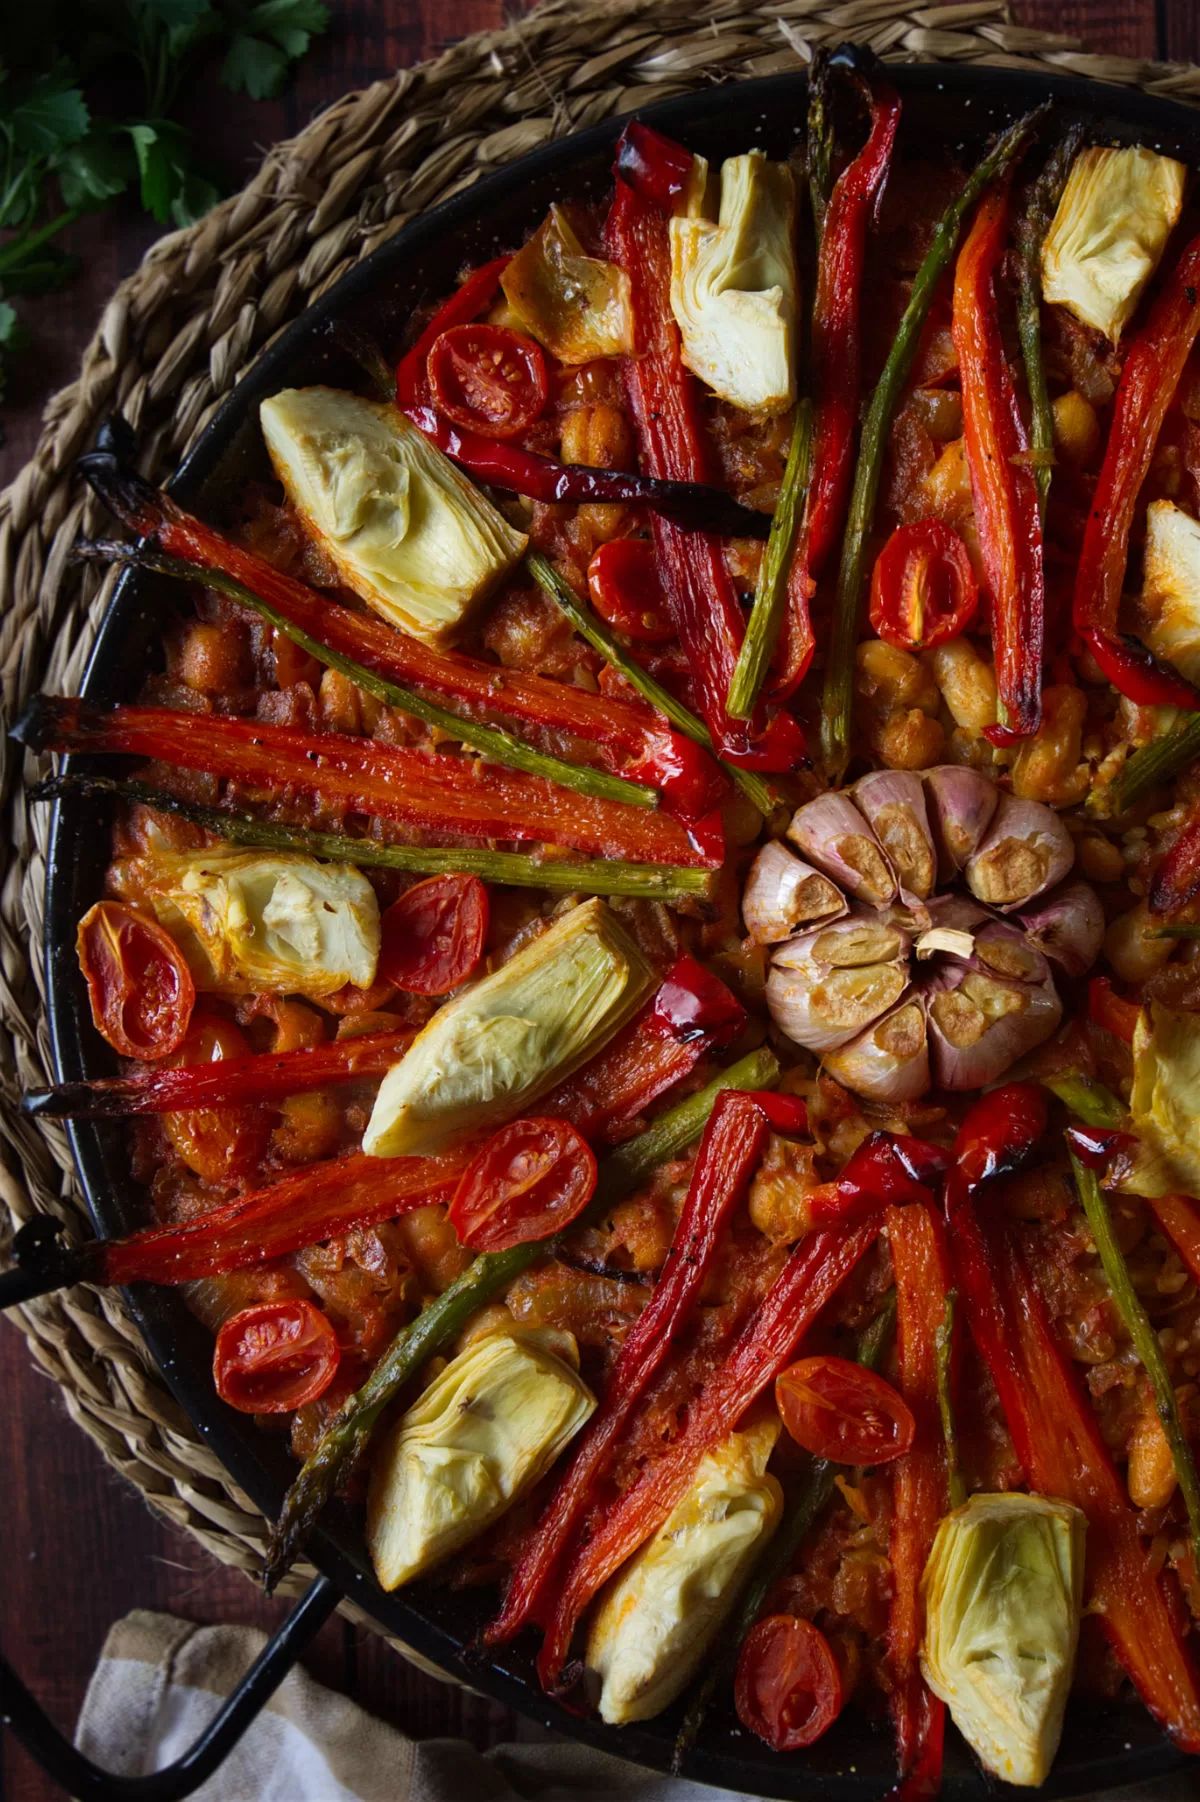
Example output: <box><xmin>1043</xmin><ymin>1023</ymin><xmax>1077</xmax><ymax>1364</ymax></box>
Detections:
<box><xmin>18</xmin><ymin>697</ymin><xmax>718</xmax><ymax>869</ymax></box>
<box><xmin>485</xmin><ymin>1086</ymin><xmax>806</xmax><ymax>1648</ymax></box>
<box><xmin>1145</xmin><ymin>1194</ymin><xmax>1200</xmax><ymax>1289</ymax></box>
<box><xmin>614</xmin><ymin>120</ymin><xmax>696</xmax><ymax>210</ymax></box>
<box><xmin>529</xmin><ymin>1219</ymin><xmax>880</xmax><ymax>1691</ymax></box>
<box><xmin>22</xmin><ymin>1029</ymin><xmax>413</xmax><ymax>1120</ymax></box>
<box><xmin>1064</xmin><ymin>1123</ymin><xmax>1137</xmax><ymax>1172</ymax></box>
<box><xmin>76</xmin><ymin>471</ymin><xmax>725</xmax><ymax>829</ymax></box>
<box><xmin>952</xmin><ymin>184</ymin><xmax>1045</xmax><ymax>744</ymax></box>
<box><xmin>775</xmin><ymin>78</ymin><xmax>901</xmax><ymax>696</ymax></box>
<box><xmin>1073</xmin><ymin>232</ymin><xmax>1200</xmax><ymax>711</ymax></box>
<box><xmin>541</xmin><ymin>956</ymin><xmax>746</xmax><ymax>1145</ymax></box>
<box><xmin>945</xmin><ymin>1087</ymin><xmax>1200</xmax><ymax>1751</ymax></box>
<box><xmin>886</xmin><ymin>1202</ymin><xmax>951</xmax><ymax>1788</ymax></box>
<box><xmin>1150</xmin><ymin>810</ymin><xmax>1200</xmax><ymax>917</ymax></box>
<box><xmin>78</xmin><ymin>1146</ymin><xmax>473</xmax><ymax>1288</ymax></box>
<box><xmin>605</xmin><ymin>152</ymin><xmax>806</xmax><ymax>772</ymax></box>
<box><xmin>885</xmin><ymin>1696</ymin><xmax>946</xmax><ymax>1802</ymax></box>
<box><xmin>806</xmin><ymin>1131</ymin><xmax>949</xmax><ymax>1229</ymax></box>
<box><xmin>1088</xmin><ymin>976</ymin><xmax>1142</xmax><ymax>1044</ymax></box>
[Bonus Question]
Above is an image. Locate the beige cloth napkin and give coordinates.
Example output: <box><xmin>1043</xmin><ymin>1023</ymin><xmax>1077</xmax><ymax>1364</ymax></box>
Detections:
<box><xmin>76</xmin><ymin>1610</ymin><xmax>1197</xmax><ymax>1802</ymax></box>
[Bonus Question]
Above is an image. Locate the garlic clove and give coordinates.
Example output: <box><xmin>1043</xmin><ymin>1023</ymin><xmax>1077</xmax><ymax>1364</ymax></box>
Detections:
<box><xmin>766</xmin><ymin>957</ymin><xmax>908</xmax><ymax>1053</ymax></box>
<box><xmin>1017</xmin><ymin>880</ymin><xmax>1105</xmax><ymax>977</ymax></box>
<box><xmin>786</xmin><ymin>793</ymin><xmax>897</xmax><ymax>906</ymax></box>
<box><xmin>741</xmin><ymin>840</ymin><xmax>847</xmax><ymax>944</ymax></box>
<box><xmin>823</xmin><ymin>999</ymin><xmax>931</xmax><ymax>1102</ymax></box>
<box><xmin>923</xmin><ymin>767</ymin><xmax>1000</xmax><ymax>875</ymax></box>
<box><xmin>965</xmin><ymin>794</ymin><xmax>1074</xmax><ymax>912</ymax></box>
<box><xmin>853</xmin><ymin>771</ymin><xmax>937</xmax><ymax>900</ymax></box>
<box><xmin>928</xmin><ymin>966</ymin><xmax>1062</xmax><ymax>1089</ymax></box>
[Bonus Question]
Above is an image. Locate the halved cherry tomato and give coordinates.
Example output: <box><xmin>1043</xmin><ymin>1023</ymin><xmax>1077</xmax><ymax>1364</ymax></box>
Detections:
<box><xmin>868</xmin><ymin>518</ymin><xmax>978</xmax><ymax>653</ymax></box>
<box><xmin>448</xmin><ymin>1117</ymin><xmax>597</xmax><ymax>1252</ymax></box>
<box><xmin>587</xmin><ymin>539</ymin><xmax>674</xmax><ymax>644</ymax></box>
<box><xmin>163</xmin><ymin>1015</ymin><xmax>272</xmax><ymax>1181</ymax></box>
<box><xmin>214</xmin><ymin>1299</ymin><xmax>340</xmax><ymax>1414</ymax></box>
<box><xmin>427</xmin><ymin>324</ymin><xmax>548</xmax><ymax>439</ymax></box>
<box><xmin>77</xmin><ymin>900</ymin><xmax>195</xmax><ymax>1060</ymax></box>
<box><xmin>1088</xmin><ymin>975</ymin><xmax>1142</xmax><ymax>1045</ymax></box>
<box><xmin>735</xmin><ymin>1615</ymin><xmax>844</xmax><ymax>1751</ymax></box>
<box><xmin>377</xmin><ymin>873</ymin><xmax>489</xmax><ymax>996</ymax></box>
<box><xmin>776</xmin><ymin>1354</ymin><xmax>915</xmax><ymax>1464</ymax></box>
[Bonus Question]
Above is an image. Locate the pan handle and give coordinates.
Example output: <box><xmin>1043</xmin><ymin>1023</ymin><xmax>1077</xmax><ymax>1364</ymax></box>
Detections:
<box><xmin>1</xmin><ymin>1572</ymin><xmax>340</xmax><ymax>1800</ymax></box>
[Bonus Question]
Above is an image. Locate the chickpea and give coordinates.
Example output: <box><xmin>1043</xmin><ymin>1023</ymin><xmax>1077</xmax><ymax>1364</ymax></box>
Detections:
<box><xmin>1009</xmin><ymin>685</ymin><xmax>1089</xmax><ymax>807</ymax></box>
<box><xmin>394</xmin><ymin>1205</ymin><xmax>473</xmax><ymax>1294</ymax></box>
<box><xmin>855</xmin><ymin>639</ymin><xmax>941</xmax><ymax>716</ymax></box>
<box><xmin>1127</xmin><ymin>1398</ymin><xmax>1178</xmax><ymax>1510</ymax></box>
<box><xmin>871</xmin><ymin>708</ymin><xmax>946</xmax><ymax>769</ymax></box>
<box><xmin>319</xmin><ymin>667</ymin><xmax>369</xmax><ymax>735</ymax></box>
<box><xmin>1052</xmin><ymin>390</ymin><xmax>1101</xmax><ymax>470</ymax></box>
<box><xmin>927</xmin><ymin>637</ymin><xmax>998</xmax><ymax>731</ymax></box>
<box><xmin>748</xmin><ymin>1134</ymin><xmax>822</xmax><ymax>1243</ymax></box>
<box><xmin>175</xmin><ymin>619</ymin><xmax>249</xmax><ymax>692</ymax></box>
<box><xmin>264</xmin><ymin>999</ymin><xmax>325</xmax><ymax>1052</ymax></box>
<box><xmin>1105</xmin><ymin>899</ymin><xmax>1175</xmax><ymax>983</ymax></box>
<box><xmin>921</xmin><ymin>438</ymin><xmax>974</xmax><ymax>526</ymax></box>
<box><xmin>560</xmin><ymin>402</ymin><xmax>634</xmax><ymax>471</ymax></box>
<box><xmin>273</xmin><ymin>1091</ymin><xmax>342</xmax><ymax>1165</ymax></box>
<box><xmin>1077</xmin><ymin>834</ymin><xmax>1125</xmax><ymax>883</ymax></box>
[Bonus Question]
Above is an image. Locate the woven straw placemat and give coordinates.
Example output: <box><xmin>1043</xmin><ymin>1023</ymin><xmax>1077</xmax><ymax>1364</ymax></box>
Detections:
<box><xmin>3</xmin><ymin>0</ymin><xmax>1200</xmax><ymax>1633</ymax></box>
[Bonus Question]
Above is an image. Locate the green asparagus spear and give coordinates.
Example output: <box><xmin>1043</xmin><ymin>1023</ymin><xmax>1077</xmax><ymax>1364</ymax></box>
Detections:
<box><xmin>264</xmin><ymin>1046</ymin><xmax>781</xmax><ymax>1589</ymax></box>
<box><xmin>1014</xmin><ymin>130</ymin><xmax>1081</xmax><ymax>522</ymax></box>
<box><xmin>1040</xmin><ymin>1073</ymin><xmax>1126</xmax><ymax>1131</ymax></box>
<box><xmin>74</xmin><ymin>541</ymin><xmax>654</xmax><ymax>812</ymax></box>
<box><xmin>819</xmin><ymin>107</ymin><xmax>1047</xmax><ymax>783</ymax></box>
<box><xmin>1116</xmin><ymin>714</ymin><xmax>1200</xmax><ymax>812</ymax></box>
<box><xmin>29</xmin><ymin>773</ymin><xmax>715</xmax><ymax>906</ymax></box>
<box><xmin>526</xmin><ymin>549</ymin><xmax>779</xmax><ymax>819</ymax></box>
<box><xmin>936</xmin><ymin>1289</ymin><xmax>966</xmax><ymax>1508</ymax></box>
<box><xmin>726</xmin><ymin>401</ymin><xmax>813</xmax><ymax>721</ymax></box>
<box><xmin>1069</xmin><ymin>1148</ymin><xmax>1200</xmax><ymax>1577</ymax></box>
<box><xmin>1155</xmin><ymin>925</ymin><xmax>1200</xmax><ymax>939</ymax></box>
<box><xmin>670</xmin><ymin>1293</ymin><xmax>896</xmax><ymax>1773</ymax></box>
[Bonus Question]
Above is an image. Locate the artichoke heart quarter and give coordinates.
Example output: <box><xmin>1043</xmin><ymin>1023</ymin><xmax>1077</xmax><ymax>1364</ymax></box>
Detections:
<box><xmin>260</xmin><ymin>387</ymin><xmax>527</xmax><ymax>644</ymax></box>
<box><xmin>1125</xmin><ymin>1002</ymin><xmax>1200</xmax><ymax>1198</ymax></box>
<box><xmin>363</xmin><ymin>897</ymin><xmax>655</xmax><ymax>1157</ymax></box>
<box><xmin>1141</xmin><ymin>500</ymin><xmax>1200</xmax><ymax>688</ymax></box>
<box><xmin>669</xmin><ymin>151</ymin><xmax>797</xmax><ymax>415</ymax></box>
<box><xmin>585</xmin><ymin>1417</ymin><xmax>782</xmax><ymax>1725</ymax></box>
<box><xmin>921</xmin><ymin>1492</ymin><xmax>1086</xmax><ymax>1788</ymax></box>
<box><xmin>367</xmin><ymin>1331</ymin><xmax>595</xmax><ymax>1591</ymax></box>
<box><xmin>1040</xmin><ymin>146</ymin><xmax>1184</xmax><ymax>343</ymax></box>
<box><xmin>123</xmin><ymin>847</ymin><xmax>379</xmax><ymax>997</ymax></box>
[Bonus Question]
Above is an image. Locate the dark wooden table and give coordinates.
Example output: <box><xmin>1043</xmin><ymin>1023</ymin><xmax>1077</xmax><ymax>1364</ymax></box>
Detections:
<box><xmin>2</xmin><ymin>3</ymin><xmax>1197</xmax><ymax>1798</ymax></box>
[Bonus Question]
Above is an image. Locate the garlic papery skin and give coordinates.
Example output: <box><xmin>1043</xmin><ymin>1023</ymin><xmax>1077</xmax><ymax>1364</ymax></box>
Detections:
<box><xmin>928</xmin><ymin>967</ymin><xmax>1062</xmax><ymax>1090</ymax></box>
<box><xmin>853</xmin><ymin>771</ymin><xmax>937</xmax><ymax>900</ymax></box>
<box><xmin>1016</xmin><ymin>881</ymin><xmax>1105</xmax><ymax>977</ymax></box>
<box><xmin>923</xmin><ymin>767</ymin><xmax>1000</xmax><ymax>874</ymax></box>
<box><xmin>971</xmin><ymin>921</ymin><xmax>1053</xmax><ymax>988</ymax></box>
<box><xmin>823</xmin><ymin>1000</ymin><xmax>930</xmax><ymax>1103</ymax></box>
<box><xmin>965</xmin><ymin>794</ymin><xmax>1074</xmax><ymax>911</ymax></box>
<box><xmin>742</xmin><ymin>840</ymin><xmax>847</xmax><ymax>944</ymax></box>
<box><xmin>786</xmin><ymin>793</ymin><xmax>897</xmax><ymax>907</ymax></box>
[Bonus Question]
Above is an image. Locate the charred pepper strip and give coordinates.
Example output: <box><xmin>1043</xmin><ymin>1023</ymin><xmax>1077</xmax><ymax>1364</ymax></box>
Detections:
<box><xmin>953</xmin><ymin>182</ymin><xmax>1045</xmax><ymax>743</ymax></box>
<box><xmin>1150</xmin><ymin>812</ymin><xmax>1200</xmax><ymax>916</ymax></box>
<box><xmin>532</xmin><ymin>1220</ymin><xmax>880</xmax><ymax>1693</ymax></box>
<box><xmin>804</xmin><ymin>1130</ymin><xmax>948</xmax><ymax>1227</ymax></box>
<box><xmin>1068</xmin><ymin>1146</ymin><xmax>1200</xmax><ymax>1578</ymax></box>
<box><xmin>1073</xmin><ymin>232</ymin><xmax>1200</xmax><ymax>710</ymax></box>
<box><xmin>28</xmin><ymin>773</ymin><xmax>715</xmax><ymax>906</ymax></box>
<box><xmin>887</xmin><ymin>1202</ymin><xmax>952</xmax><ymax>1788</ymax></box>
<box><xmin>264</xmin><ymin>1046</ymin><xmax>780</xmax><ymax>1585</ymax></box>
<box><xmin>1145</xmin><ymin>1194</ymin><xmax>1200</xmax><ymax>1289</ymax></box>
<box><xmin>67</xmin><ymin>1147</ymin><xmax>471</xmax><ymax>1289</ymax></box>
<box><xmin>670</xmin><ymin>1294</ymin><xmax>897</xmax><ymax>1774</ymax></box>
<box><xmin>605</xmin><ymin>148</ymin><xmax>806</xmax><ymax>772</ymax></box>
<box><xmin>946</xmin><ymin>1087</ymin><xmax>1200</xmax><ymax>1750</ymax></box>
<box><xmin>771</xmin><ymin>74</ymin><xmax>902</xmax><ymax>702</ymax></box>
<box><xmin>15</xmin><ymin>698</ymin><xmax>717</xmax><ymax>870</ymax></box>
<box><xmin>76</xmin><ymin>456</ymin><xmax>722</xmax><ymax>826</ymax></box>
<box><xmin>23</xmin><ymin>1029</ymin><xmax>413</xmax><ymax>1120</ymax></box>
<box><xmin>75</xmin><ymin>541</ymin><xmax>654</xmax><ymax>812</ymax></box>
<box><xmin>526</xmin><ymin>550</ymin><xmax>774</xmax><ymax>819</ymax></box>
<box><xmin>485</xmin><ymin>1088</ymin><xmax>806</xmax><ymax>1647</ymax></box>
<box><xmin>541</xmin><ymin>955</ymin><xmax>745</xmax><ymax>1145</ymax></box>
<box><xmin>820</xmin><ymin>109</ymin><xmax>1043</xmax><ymax>781</ymax></box>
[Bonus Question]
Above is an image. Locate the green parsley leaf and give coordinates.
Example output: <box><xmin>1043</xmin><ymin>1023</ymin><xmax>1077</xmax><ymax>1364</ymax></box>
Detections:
<box><xmin>53</xmin><ymin>128</ymin><xmax>135</xmax><ymax>210</ymax></box>
<box><xmin>221</xmin><ymin>33</ymin><xmax>288</xmax><ymax>99</ymax></box>
<box><xmin>220</xmin><ymin>0</ymin><xmax>328</xmax><ymax>97</ymax></box>
<box><xmin>9</xmin><ymin>72</ymin><xmax>90</xmax><ymax>157</ymax></box>
<box><xmin>170</xmin><ymin>166</ymin><xmax>220</xmax><ymax>226</ymax></box>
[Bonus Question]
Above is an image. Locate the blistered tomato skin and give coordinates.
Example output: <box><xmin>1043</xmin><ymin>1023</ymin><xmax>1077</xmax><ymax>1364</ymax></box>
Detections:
<box><xmin>214</xmin><ymin>1299</ymin><xmax>340</xmax><ymax>1414</ymax></box>
<box><xmin>448</xmin><ymin>1117</ymin><xmax>598</xmax><ymax>1253</ymax></box>
<box><xmin>377</xmin><ymin>874</ymin><xmax>489</xmax><ymax>996</ymax></box>
<box><xmin>775</xmin><ymin>1355</ymin><xmax>916</xmax><ymax>1464</ymax></box>
<box><xmin>428</xmin><ymin>324</ymin><xmax>548</xmax><ymax>439</ymax></box>
<box><xmin>735</xmin><ymin>1614</ymin><xmax>844</xmax><ymax>1751</ymax></box>
<box><xmin>76</xmin><ymin>900</ymin><xmax>195</xmax><ymax>1060</ymax></box>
